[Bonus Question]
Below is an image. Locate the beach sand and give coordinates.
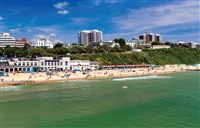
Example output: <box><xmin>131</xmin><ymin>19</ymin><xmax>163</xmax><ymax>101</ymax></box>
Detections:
<box><xmin>0</xmin><ymin>65</ymin><xmax>199</xmax><ymax>86</ymax></box>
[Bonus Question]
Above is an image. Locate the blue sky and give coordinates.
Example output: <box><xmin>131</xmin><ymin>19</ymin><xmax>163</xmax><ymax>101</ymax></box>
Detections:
<box><xmin>0</xmin><ymin>0</ymin><xmax>199</xmax><ymax>44</ymax></box>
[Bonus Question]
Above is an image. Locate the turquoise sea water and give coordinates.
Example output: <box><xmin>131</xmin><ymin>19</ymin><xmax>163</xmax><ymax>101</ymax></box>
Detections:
<box><xmin>0</xmin><ymin>71</ymin><xmax>199</xmax><ymax>128</ymax></box>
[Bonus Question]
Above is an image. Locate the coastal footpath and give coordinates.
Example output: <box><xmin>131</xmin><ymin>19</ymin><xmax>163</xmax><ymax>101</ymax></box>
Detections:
<box><xmin>0</xmin><ymin>65</ymin><xmax>199</xmax><ymax>87</ymax></box>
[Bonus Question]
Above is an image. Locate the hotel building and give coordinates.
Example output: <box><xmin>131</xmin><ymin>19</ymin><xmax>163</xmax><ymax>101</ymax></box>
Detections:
<box><xmin>35</xmin><ymin>38</ymin><xmax>54</xmax><ymax>48</ymax></box>
<box><xmin>0</xmin><ymin>33</ymin><xmax>15</xmax><ymax>48</ymax></box>
<box><xmin>78</xmin><ymin>30</ymin><xmax>103</xmax><ymax>46</ymax></box>
<box><xmin>139</xmin><ymin>33</ymin><xmax>162</xmax><ymax>44</ymax></box>
<box><xmin>15</xmin><ymin>38</ymin><xmax>28</xmax><ymax>47</ymax></box>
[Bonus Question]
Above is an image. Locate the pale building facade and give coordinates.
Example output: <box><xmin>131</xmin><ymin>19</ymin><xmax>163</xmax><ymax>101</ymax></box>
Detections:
<box><xmin>0</xmin><ymin>57</ymin><xmax>93</xmax><ymax>73</ymax></box>
<box><xmin>78</xmin><ymin>30</ymin><xmax>103</xmax><ymax>46</ymax></box>
<box><xmin>70</xmin><ymin>60</ymin><xmax>90</xmax><ymax>70</ymax></box>
<box><xmin>0</xmin><ymin>33</ymin><xmax>15</xmax><ymax>47</ymax></box>
<box><xmin>35</xmin><ymin>38</ymin><xmax>54</xmax><ymax>48</ymax></box>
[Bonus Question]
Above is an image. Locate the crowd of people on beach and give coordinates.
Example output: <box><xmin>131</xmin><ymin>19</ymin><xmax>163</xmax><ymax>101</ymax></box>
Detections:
<box><xmin>0</xmin><ymin>65</ymin><xmax>199</xmax><ymax>86</ymax></box>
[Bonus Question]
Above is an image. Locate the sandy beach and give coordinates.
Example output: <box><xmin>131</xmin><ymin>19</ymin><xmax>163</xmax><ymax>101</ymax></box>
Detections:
<box><xmin>0</xmin><ymin>65</ymin><xmax>199</xmax><ymax>87</ymax></box>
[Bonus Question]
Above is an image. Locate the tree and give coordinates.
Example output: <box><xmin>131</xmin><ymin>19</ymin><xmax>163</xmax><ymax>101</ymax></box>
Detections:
<box><xmin>54</xmin><ymin>48</ymin><xmax>65</xmax><ymax>55</ymax></box>
<box><xmin>23</xmin><ymin>43</ymin><xmax>31</xmax><ymax>50</ymax></box>
<box><xmin>28</xmin><ymin>48</ymin><xmax>46</xmax><ymax>57</ymax></box>
<box><xmin>165</xmin><ymin>41</ymin><xmax>171</xmax><ymax>45</ymax></box>
<box><xmin>0</xmin><ymin>48</ymin><xmax>3</xmax><ymax>56</ymax></box>
<box><xmin>152</xmin><ymin>41</ymin><xmax>161</xmax><ymax>45</ymax></box>
<box><xmin>111</xmin><ymin>45</ymin><xmax>123</xmax><ymax>52</ymax></box>
<box><xmin>122</xmin><ymin>45</ymin><xmax>133</xmax><ymax>51</ymax></box>
<box><xmin>4</xmin><ymin>46</ymin><xmax>15</xmax><ymax>57</ymax></box>
<box><xmin>100</xmin><ymin>45</ymin><xmax>112</xmax><ymax>52</ymax></box>
<box><xmin>85</xmin><ymin>46</ymin><xmax>93</xmax><ymax>53</ymax></box>
<box><xmin>68</xmin><ymin>46</ymin><xmax>78</xmax><ymax>54</ymax></box>
<box><xmin>114</xmin><ymin>38</ymin><xmax>126</xmax><ymax>47</ymax></box>
<box><xmin>54</xmin><ymin>42</ymin><xmax>63</xmax><ymax>49</ymax></box>
<box><xmin>90</xmin><ymin>42</ymin><xmax>100</xmax><ymax>49</ymax></box>
<box><xmin>15</xmin><ymin>48</ymin><xmax>27</xmax><ymax>57</ymax></box>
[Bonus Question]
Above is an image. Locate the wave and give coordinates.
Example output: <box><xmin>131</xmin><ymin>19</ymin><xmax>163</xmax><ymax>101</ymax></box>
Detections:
<box><xmin>112</xmin><ymin>75</ymin><xmax>171</xmax><ymax>81</ymax></box>
<box><xmin>68</xmin><ymin>79</ymin><xmax>99</xmax><ymax>83</ymax></box>
<box><xmin>0</xmin><ymin>86</ymin><xmax>21</xmax><ymax>91</ymax></box>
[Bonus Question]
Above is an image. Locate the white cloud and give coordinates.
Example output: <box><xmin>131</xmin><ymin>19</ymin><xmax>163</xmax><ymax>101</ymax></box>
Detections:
<box><xmin>109</xmin><ymin>0</ymin><xmax>200</xmax><ymax>42</ymax></box>
<box><xmin>105</xmin><ymin>0</ymin><xmax>119</xmax><ymax>4</ymax></box>
<box><xmin>32</xmin><ymin>34</ymin><xmax>64</xmax><ymax>44</ymax></box>
<box><xmin>164</xmin><ymin>32</ymin><xmax>200</xmax><ymax>43</ymax></box>
<box><xmin>93</xmin><ymin>0</ymin><xmax>102</xmax><ymax>6</ymax></box>
<box><xmin>30</xmin><ymin>34</ymin><xmax>47</xmax><ymax>43</ymax></box>
<box><xmin>53</xmin><ymin>1</ymin><xmax>69</xmax><ymax>9</ymax></box>
<box><xmin>49</xmin><ymin>33</ymin><xmax>56</xmax><ymax>37</ymax></box>
<box><xmin>33</xmin><ymin>26</ymin><xmax>59</xmax><ymax>33</ymax></box>
<box><xmin>10</xmin><ymin>28</ymin><xmax>20</xmax><ymax>33</ymax></box>
<box><xmin>93</xmin><ymin>0</ymin><xmax>119</xmax><ymax>6</ymax></box>
<box><xmin>112</xmin><ymin>0</ymin><xmax>199</xmax><ymax>31</ymax></box>
<box><xmin>71</xmin><ymin>17</ymin><xmax>99</xmax><ymax>24</ymax></box>
<box><xmin>57</xmin><ymin>10</ymin><xmax>69</xmax><ymax>15</ymax></box>
<box><xmin>104</xmin><ymin>32</ymin><xmax>134</xmax><ymax>41</ymax></box>
<box><xmin>34</xmin><ymin>34</ymin><xmax>46</xmax><ymax>38</ymax></box>
<box><xmin>0</xmin><ymin>16</ymin><xmax>4</xmax><ymax>20</ymax></box>
<box><xmin>27</xmin><ymin>29</ymin><xmax>32</xmax><ymax>32</ymax></box>
<box><xmin>54</xmin><ymin>39</ymin><xmax>64</xmax><ymax>43</ymax></box>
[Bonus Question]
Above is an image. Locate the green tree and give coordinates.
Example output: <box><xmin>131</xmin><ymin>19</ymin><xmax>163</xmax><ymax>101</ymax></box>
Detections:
<box><xmin>28</xmin><ymin>48</ymin><xmax>46</xmax><ymax>57</ymax></box>
<box><xmin>54</xmin><ymin>42</ymin><xmax>63</xmax><ymax>49</ymax></box>
<box><xmin>152</xmin><ymin>41</ymin><xmax>161</xmax><ymax>45</ymax></box>
<box><xmin>111</xmin><ymin>45</ymin><xmax>123</xmax><ymax>52</ymax></box>
<box><xmin>69</xmin><ymin>46</ymin><xmax>78</xmax><ymax>54</ymax></box>
<box><xmin>85</xmin><ymin>46</ymin><xmax>93</xmax><ymax>53</ymax></box>
<box><xmin>114</xmin><ymin>38</ymin><xmax>126</xmax><ymax>47</ymax></box>
<box><xmin>122</xmin><ymin>45</ymin><xmax>133</xmax><ymax>51</ymax></box>
<box><xmin>0</xmin><ymin>48</ymin><xmax>3</xmax><ymax>56</ymax></box>
<box><xmin>4</xmin><ymin>46</ymin><xmax>15</xmax><ymax>57</ymax></box>
<box><xmin>165</xmin><ymin>41</ymin><xmax>171</xmax><ymax>45</ymax></box>
<box><xmin>23</xmin><ymin>43</ymin><xmax>31</xmax><ymax>50</ymax></box>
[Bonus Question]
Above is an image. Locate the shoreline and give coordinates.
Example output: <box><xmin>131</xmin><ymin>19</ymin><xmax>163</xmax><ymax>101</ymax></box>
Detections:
<box><xmin>0</xmin><ymin>66</ymin><xmax>194</xmax><ymax>87</ymax></box>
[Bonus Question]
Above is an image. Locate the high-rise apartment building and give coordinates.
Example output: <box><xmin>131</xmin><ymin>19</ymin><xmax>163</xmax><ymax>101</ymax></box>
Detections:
<box><xmin>78</xmin><ymin>30</ymin><xmax>103</xmax><ymax>46</ymax></box>
<box><xmin>139</xmin><ymin>32</ymin><xmax>162</xmax><ymax>44</ymax></box>
<box><xmin>35</xmin><ymin>38</ymin><xmax>54</xmax><ymax>48</ymax></box>
<box><xmin>0</xmin><ymin>33</ymin><xmax>15</xmax><ymax>48</ymax></box>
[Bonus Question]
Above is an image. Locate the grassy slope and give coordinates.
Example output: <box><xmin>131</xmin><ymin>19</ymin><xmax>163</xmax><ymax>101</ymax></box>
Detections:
<box><xmin>70</xmin><ymin>47</ymin><xmax>200</xmax><ymax>65</ymax></box>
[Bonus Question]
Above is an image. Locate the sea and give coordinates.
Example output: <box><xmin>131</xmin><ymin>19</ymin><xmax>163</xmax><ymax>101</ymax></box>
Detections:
<box><xmin>0</xmin><ymin>71</ymin><xmax>199</xmax><ymax>128</ymax></box>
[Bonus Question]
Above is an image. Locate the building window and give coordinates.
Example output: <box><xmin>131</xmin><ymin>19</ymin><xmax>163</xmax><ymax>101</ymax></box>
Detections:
<box><xmin>27</xmin><ymin>62</ymin><xmax>29</xmax><ymax>66</ymax></box>
<box><xmin>31</xmin><ymin>62</ymin><xmax>33</xmax><ymax>66</ymax></box>
<box><xmin>35</xmin><ymin>62</ymin><xmax>37</xmax><ymax>66</ymax></box>
<box><xmin>18</xmin><ymin>62</ymin><xmax>21</xmax><ymax>66</ymax></box>
<box><xmin>23</xmin><ymin>62</ymin><xmax>25</xmax><ymax>66</ymax></box>
<box><xmin>65</xmin><ymin>61</ymin><xmax>68</xmax><ymax>65</ymax></box>
<box><xmin>60</xmin><ymin>62</ymin><xmax>62</xmax><ymax>66</ymax></box>
<box><xmin>41</xmin><ymin>62</ymin><xmax>44</xmax><ymax>66</ymax></box>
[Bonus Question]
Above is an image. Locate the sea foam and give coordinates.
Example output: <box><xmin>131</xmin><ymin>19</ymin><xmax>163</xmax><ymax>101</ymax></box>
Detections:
<box><xmin>0</xmin><ymin>86</ymin><xmax>21</xmax><ymax>91</ymax></box>
<box><xmin>68</xmin><ymin>79</ymin><xmax>99</xmax><ymax>83</ymax></box>
<box><xmin>112</xmin><ymin>75</ymin><xmax>171</xmax><ymax>81</ymax></box>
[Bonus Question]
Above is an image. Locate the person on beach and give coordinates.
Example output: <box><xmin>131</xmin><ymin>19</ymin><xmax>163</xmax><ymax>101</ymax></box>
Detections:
<box><xmin>86</xmin><ymin>74</ymin><xmax>90</xmax><ymax>79</ymax></box>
